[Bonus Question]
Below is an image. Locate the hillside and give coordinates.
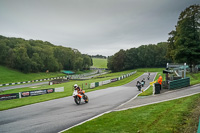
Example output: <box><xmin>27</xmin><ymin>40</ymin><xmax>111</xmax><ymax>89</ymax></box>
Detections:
<box><xmin>0</xmin><ymin>65</ymin><xmax>65</xmax><ymax>84</ymax></box>
<box><xmin>92</xmin><ymin>58</ymin><xmax>107</xmax><ymax>68</ymax></box>
<box><xmin>0</xmin><ymin>35</ymin><xmax>92</xmax><ymax>73</ymax></box>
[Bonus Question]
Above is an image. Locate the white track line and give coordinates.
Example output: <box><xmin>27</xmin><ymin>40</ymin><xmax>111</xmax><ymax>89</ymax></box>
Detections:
<box><xmin>113</xmin><ymin>91</ymin><xmax>200</xmax><ymax>112</ymax></box>
<box><xmin>58</xmin><ymin>110</ymin><xmax>112</xmax><ymax>133</ymax></box>
<box><xmin>115</xmin><ymin>72</ymin><xmax>157</xmax><ymax>110</ymax></box>
<box><xmin>58</xmin><ymin>72</ymin><xmax>145</xmax><ymax>132</ymax></box>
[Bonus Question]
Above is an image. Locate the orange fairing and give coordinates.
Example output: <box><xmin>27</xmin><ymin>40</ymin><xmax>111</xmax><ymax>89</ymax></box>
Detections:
<box><xmin>77</xmin><ymin>94</ymin><xmax>82</xmax><ymax>98</ymax></box>
<box><xmin>82</xmin><ymin>90</ymin><xmax>85</xmax><ymax>93</ymax></box>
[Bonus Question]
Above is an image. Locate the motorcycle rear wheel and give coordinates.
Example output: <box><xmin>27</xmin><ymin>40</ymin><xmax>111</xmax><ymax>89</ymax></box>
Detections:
<box><xmin>74</xmin><ymin>96</ymin><xmax>81</xmax><ymax>105</ymax></box>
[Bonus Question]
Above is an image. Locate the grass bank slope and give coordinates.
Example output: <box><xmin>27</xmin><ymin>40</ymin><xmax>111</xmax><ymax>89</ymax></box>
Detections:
<box><xmin>66</xmin><ymin>93</ymin><xmax>200</xmax><ymax>133</ymax></box>
<box><xmin>92</xmin><ymin>58</ymin><xmax>107</xmax><ymax>68</ymax></box>
<box><xmin>0</xmin><ymin>65</ymin><xmax>65</xmax><ymax>84</ymax></box>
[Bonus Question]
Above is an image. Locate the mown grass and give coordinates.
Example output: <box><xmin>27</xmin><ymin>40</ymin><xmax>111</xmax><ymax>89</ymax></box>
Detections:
<box><xmin>92</xmin><ymin>58</ymin><xmax>107</xmax><ymax>68</ymax></box>
<box><xmin>66</xmin><ymin>93</ymin><xmax>200</xmax><ymax>133</ymax></box>
<box><xmin>187</xmin><ymin>72</ymin><xmax>200</xmax><ymax>85</ymax></box>
<box><xmin>0</xmin><ymin>65</ymin><xmax>66</xmax><ymax>84</ymax></box>
<box><xmin>0</xmin><ymin>70</ymin><xmax>143</xmax><ymax>111</ymax></box>
<box><xmin>139</xmin><ymin>86</ymin><xmax>153</xmax><ymax>96</ymax></box>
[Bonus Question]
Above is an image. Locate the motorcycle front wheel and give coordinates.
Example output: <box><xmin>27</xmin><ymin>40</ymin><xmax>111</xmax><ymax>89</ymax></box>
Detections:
<box><xmin>84</xmin><ymin>95</ymin><xmax>89</xmax><ymax>103</ymax></box>
<box><xmin>74</xmin><ymin>96</ymin><xmax>81</xmax><ymax>105</ymax></box>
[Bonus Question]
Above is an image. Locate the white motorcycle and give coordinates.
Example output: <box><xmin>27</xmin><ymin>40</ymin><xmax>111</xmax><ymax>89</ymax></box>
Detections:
<box><xmin>72</xmin><ymin>89</ymin><xmax>89</xmax><ymax>105</ymax></box>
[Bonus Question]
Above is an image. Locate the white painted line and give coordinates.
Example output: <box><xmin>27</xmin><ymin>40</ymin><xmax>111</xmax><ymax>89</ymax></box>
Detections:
<box><xmin>58</xmin><ymin>110</ymin><xmax>112</xmax><ymax>133</ymax></box>
<box><xmin>58</xmin><ymin>71</ymin><xmax>138</xmax><ymax>133</ymax></box>
<box><xmin>114</xmin><ymin>91</ymin><xmax>200</xmax><ymax>112</ymax></box>
<box><xmin>117</xmin><ymin>72</ymin><xmax>157</xmax><ymax>109</ymax></box>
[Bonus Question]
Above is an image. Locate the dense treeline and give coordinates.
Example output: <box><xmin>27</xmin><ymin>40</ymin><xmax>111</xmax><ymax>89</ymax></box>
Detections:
<box><xmin>166</xmin><ymin>4</ymin><xmax>200</xmax><ymax>71</ymax></box>
<box><xmin>0</xmin><ymin>35</ymin><xmax>92</xmax><ymax>73</ymax></box>
<box><xmin>91</xmin><ymin>54</ymin><xmax>107</xmax><ymax>59</ymax></box>
<box><xmin>108</xmin><ymin>4</ymin><xmax>200</xmax><ymax>72</ymax></box>
<box><xmin>107</xmin><ymin>42</ymin><xmax>170</xmax><ymax>72</ymax></box>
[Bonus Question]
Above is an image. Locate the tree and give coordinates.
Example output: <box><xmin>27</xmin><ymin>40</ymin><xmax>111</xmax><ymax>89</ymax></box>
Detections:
<box><xmin>112</xmin><ymin>49</ymin><xmax>126</xmax><ymax>72</ymax></box>
<box><xmin>107</xmin><ymin>56</ymin><xmax>114</xmax><ymax>70</ymax></box>
<box><xmin>82</xmin><ymin>55</ymin><xmax>92</xmax><ymax>70</ymax></box>
<box><xmin>167</xmin><ymin>4</ymin><xmax>200</xmax><ymax>70</ymax></box>
<box><xmin>13</xmin><ymin>46</ymin><xmax>31</xmax><ymax>73</ymax></box>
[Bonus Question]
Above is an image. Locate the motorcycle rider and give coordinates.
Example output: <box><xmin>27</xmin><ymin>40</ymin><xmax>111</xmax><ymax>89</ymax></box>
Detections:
<box><xmin>74</xmin><ymin>84</ymin><xmax>84</xmax><ymax>95</ymax></box>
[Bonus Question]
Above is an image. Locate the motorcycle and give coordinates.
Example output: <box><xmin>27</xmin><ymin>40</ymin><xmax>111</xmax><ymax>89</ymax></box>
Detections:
<box><xmin>72</xmin><ymin>89</ymin><xmax>89</xmax><ymax>105</ymax></box>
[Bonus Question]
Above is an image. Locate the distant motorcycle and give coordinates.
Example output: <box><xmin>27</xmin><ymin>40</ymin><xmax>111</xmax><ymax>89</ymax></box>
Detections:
<box><xmin>72</xmin><ymin>89</ymin><xmax>89</xmax><ymax>105</ymax></box>
<box><xmin>136</xmin><ymin>81</ymin><xmax>142</xmax><ymax>91</ymax></box>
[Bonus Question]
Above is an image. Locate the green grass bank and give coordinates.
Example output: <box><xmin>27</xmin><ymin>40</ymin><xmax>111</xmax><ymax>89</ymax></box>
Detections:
<box><xmin>92</xmin><ymin>58</ymin><xmax>107</xmax><ymax>68</ymax></box>
<box><xmin>66</xmin><ymin>93</ymin><xmax>200</xmax><ymax>133</ymax></box>
<box><xmin>0</xmin><ymin>65</ymin><xmax>66</xmax><ymax>84</ymax></box>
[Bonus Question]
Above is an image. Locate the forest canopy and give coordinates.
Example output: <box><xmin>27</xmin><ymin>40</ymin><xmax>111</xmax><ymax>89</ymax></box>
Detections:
<box><xmin>0</xmin><ymin>35</ymin><xmax>92</xmax><ymax>73</ymax></box>
<box><xmin>107</xmin><ymin>42</ymin><xmax>170</xmax><ymax>72</ymax></box>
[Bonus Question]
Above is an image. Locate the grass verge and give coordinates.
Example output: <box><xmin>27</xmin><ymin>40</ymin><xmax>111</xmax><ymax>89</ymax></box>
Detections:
<box><xmin>0</xmin><ymin>70</ymin><xmax>143</xmax><ymax>111</ymax></box>
<box><xmin>139</xmin><ymin>86</ymin><xmax>153</xmax><ymax>96</ymax></box>
<box><xmin>65</xmin><ymin>93</ymin><xmax>200</xmax><ymax>133</ymax></box>
<box><xmin>92</xmin><ymin>58</ymin><xmax>107</xmax><ymax>68</ymax></box>
<box><xmin>0</xmin><ymin>65</ymin><xmax>65</xmax><ymax>84</ymax></box>
<box><xmin>187</xmin><ymin>72</ymin><xmax>200</xmax><ymax>85</ymax></box>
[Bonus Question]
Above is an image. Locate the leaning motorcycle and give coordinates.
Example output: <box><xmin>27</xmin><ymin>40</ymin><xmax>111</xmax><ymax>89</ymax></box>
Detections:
<box><xmin>72</xmin><ymin>89</ymin><xmax>89</xmax><ymax>105</ymax></box>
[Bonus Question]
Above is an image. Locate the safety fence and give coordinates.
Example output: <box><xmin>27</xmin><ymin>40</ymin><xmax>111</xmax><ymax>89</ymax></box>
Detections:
<box><xmin>0</xmin><ymin>70</ymin><xmax>101</xmax><ymax>87</ymax></box>
<box><xmin>81</xmin><ymin>71</ymin><xmax>137</xmax><ymax>89</ymax></box>
<box><xmin>169</xmin><ymin>77</ymin><xmax>190</xmax><ymax>89</ymax></box>
<box><xmin>0</xmin><ymin>76</ymin><xmax>67</xmax><ymax>87</ymax></box>
<box><xmin>0</xmin><ymin>87</ymin><xmax>64</xmax><ymax>101</ymax></box>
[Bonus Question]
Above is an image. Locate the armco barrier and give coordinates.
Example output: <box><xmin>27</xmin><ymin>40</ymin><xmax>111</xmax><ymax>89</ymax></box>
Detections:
<box><xmin>0</xmin><ymin>76</ymin><xmax>67</xmax><ymax>87</ymax></box>
<box><xmin>169</xmin><ymin>77</ymin><xmax>190</xmax><ymax>89</ymax></box>
<box><xmin>95</xmin><ymin>82</ymin><xmax>99</xmax><ymax>87</ymax></box>
<box><xmin>54</xmin><ymin>87</ymin><xmax>64</xmax><ymax>92</ymax></box>
<box><xmin>90</xmin><ymin>83</ymin><xmax>95</xmax><ymax>88</ymax></box>
<box><xmin>0</xmin><ymin>93</ymin><xmax>20</xmax><ymax>101</ymax></box>
<box><xmin>0</xmin><ymin>70</ymin><xmax>100</xmax><ymax>87</ymax></box>
<box><xmin>0</xmin><ymin>87</ymin><xmax>64</xmax><ymax>101</ymax></box>
<box><xmin>89</xmin><ymin>71</ymin><xmax>137</xmax><ymax>89</ymax></box>
<box><xmin>99</xmin><ymin>81</ymin><xmax>103</xmax><ymax>86</ymax></box>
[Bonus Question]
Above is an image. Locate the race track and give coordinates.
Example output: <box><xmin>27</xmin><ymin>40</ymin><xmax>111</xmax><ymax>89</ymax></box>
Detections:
<box><xmin>0</xmin><ymin>73</ymin><xmax>156</xmax><ymax>133</ymax></box>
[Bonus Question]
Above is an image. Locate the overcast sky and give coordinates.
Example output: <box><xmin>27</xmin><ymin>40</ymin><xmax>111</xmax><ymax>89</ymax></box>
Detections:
<box><xmin>0</xmin><ymin>0</ymin><xmax>199</xmax><ymax>56</ymax></box>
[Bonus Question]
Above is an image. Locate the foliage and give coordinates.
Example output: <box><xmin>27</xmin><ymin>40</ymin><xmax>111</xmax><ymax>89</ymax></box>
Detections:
<box><xmin>0</xmin><ymin>35</ymin><xmax>92</xmax><ymax>73</ymax></box>
<box><xmin>91</xmin><ymin>54</ymin><xmax>107</xmax><ymax>59</ymax></box>
<box><xmin>108</xmin><ymin>42</ymin><xmax>170</xmax><ymax>72</ymax></box>
<box><xmin>167</xmin><ymin>4</ymin><xmax>200</xmax><ymax>70</ymax></box>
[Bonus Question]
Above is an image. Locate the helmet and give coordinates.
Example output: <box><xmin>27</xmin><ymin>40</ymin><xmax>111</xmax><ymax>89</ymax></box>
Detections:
<box><xmin>74</xmin><ymin>84</ymin><xmax>78</xmax><ymax>88</ymax></box>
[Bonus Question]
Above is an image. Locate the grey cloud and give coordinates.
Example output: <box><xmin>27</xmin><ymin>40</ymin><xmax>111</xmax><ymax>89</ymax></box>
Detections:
<box><xmin>0</xmin><ymin>0</ymin><xmax>199</xmax><ymax>56</ymax></box>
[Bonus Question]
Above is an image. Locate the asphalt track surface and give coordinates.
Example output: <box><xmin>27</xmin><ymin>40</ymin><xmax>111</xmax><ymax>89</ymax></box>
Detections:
<box><xmin>0</xmin><ymin>73</ymin><xmax>156</xmax><ymax>133</ymax></box>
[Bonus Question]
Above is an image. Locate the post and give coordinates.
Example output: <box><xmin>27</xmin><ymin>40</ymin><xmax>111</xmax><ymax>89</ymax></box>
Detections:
<box><xmin>184</xmin><ymin>63</ymin><xmax>186</xmax><ymax>78</ymax></box>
